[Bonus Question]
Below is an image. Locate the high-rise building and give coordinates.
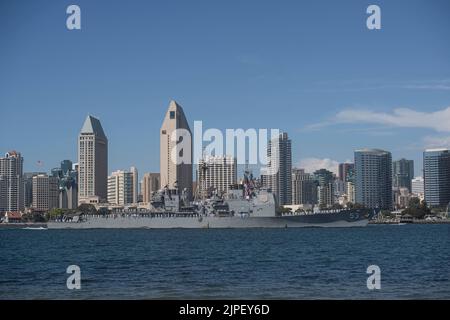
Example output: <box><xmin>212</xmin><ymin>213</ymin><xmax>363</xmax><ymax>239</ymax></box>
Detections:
<box><xmin>423</xmin><ymin>149</ymin><xmax>450</xmax><ymax>207</ymax></box>
<box><xmin>338</xmin><ymin>162</ymin><xmax>354</xmax><ymax>194</ymax></box>
<box><xmin>0</xmin><ymin>151</ymin><xmax>24</xmax><ymax>213</ymax></box>
<box><xmin>292</xmin><ymin>169</ymin><xmax>318</xmax><ymax>205</ymax></box>
<box><xmin>392</xmin><ymin>159</ymin><xmax>414</xmax><ymax>192</ymax></box>
<box><xmin>347</xmin><ymin>182</ymin><xmax>355</xmax><ymax>204</ymax></box>
<box><xmin>78</xmin><ymin>115</ymin><xmax>108</xmax><ymax>204</ymax></box>
<box><xmin>32</xmin><ymin>174</ymin><xmax>49</xmax><ymax>211</ymax></box>
<box><xmin>338</xmin><ymin>163</ymin><xmax>354</xmax><ymax>182</ymax></box>
<box><xmin>59</xmin><ymin>176</ymin><xmax>78</xmax><ymax>209</ymax></box>
<box><xmin>60</xmin><ymin>160</ymin><xmax>73</xmax><ymax>175</ymax></box>
<box><xmin>394</xmin><ymin>187</ymin><xmax>411</xmax><ymax>209</ymax></box>
<box><xmin>23</xmin><ymin>172</ymin><xmax>46</xmax><ymax>208</ymax></box>
<box><xmin>265</xmin><ymin>132</ymin><xmax>292</xmax><ymax>206</ymax></box>
<box><xmin>355</xmin><ymin>149</ymin><xmax>392</xmax><ymax>209</ymax></box>
<box><xmin>260</xmin><ymin>174</ymin><xmax>269</xmax><ymax>190</ymax></box>
<box><xmin>54</xmin><ymin>160</ymin><xmax>78</xmax><ymax>210</ymax></box>
<box><xmin>107</xmin><ymin>169</ymin><xmax>136</xmax><ymax>205</ymax></box>
<box><xmin>160</xmin><ymin>100</ymin><xmax>193</xmax><ymax>198</ymax></box>
<box><xmin>334</xmin><ymin>179</ymin><xmax>346</xmax><ymax>197</ymax></box>
<box><xmin>31</xmin><ymin>174</ymin><xmax>59</xmax><ymax>212</ymax></box>
<box><xmin>314</xmin><ymin>169</ymin><xmax>335</xmax><ymax>208</ymax></box>
<box><xmin>141</xmin><ymin>173</ymin><xmax>160</xmax><ymax>203</ymax></box>
<box><xmin>411</xmin><ymin>176</ymin><xmax>424</xmax><ymax>196</ymax></box>
<box><xmin>318</xmin><ymin>184</ymin><xmax>334</xmax><ymax>208</ymax></box>
<box><xmin>197</xmin><ymin>155</ymin><xmax>237</xmax><ymax>198</ymax></box>
<box><xmin>130</xmin><ymin>166</ymin><xmax>139</xmax><ymax>204</ymax></box>
<box><xmin>291</xmin><ymin>168</ymin><xmax>304</xmax><ymax>204</ymax></box>
<box><xmin>49</xmin><ymin>176</ymin><xmax>59</xmax><ymax>210</ymax></box>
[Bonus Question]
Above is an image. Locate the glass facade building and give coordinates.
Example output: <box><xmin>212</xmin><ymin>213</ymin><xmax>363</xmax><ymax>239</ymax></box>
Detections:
<box><xmin>423</xmin><ymin>149</ymin><xmax>450</xmax><ymax>207</ymax></box>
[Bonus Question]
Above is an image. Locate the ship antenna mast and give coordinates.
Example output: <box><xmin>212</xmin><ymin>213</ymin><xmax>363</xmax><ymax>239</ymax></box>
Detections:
<box><xmin>196</xmin><ymin>148</ymin><xmax>208</xmax><ymax>202</ymax></box>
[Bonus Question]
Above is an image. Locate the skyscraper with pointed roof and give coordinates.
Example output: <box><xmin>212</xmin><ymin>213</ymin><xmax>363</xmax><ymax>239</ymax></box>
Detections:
<box><xmin>78</xmin><ymin>115</ymin><xmax>108</xmax><ymax>205</ymax></box>
<box><xmin>160</xmin><ymin>100</ymin><xmax>193</xmax><ymax>198</ymax></box>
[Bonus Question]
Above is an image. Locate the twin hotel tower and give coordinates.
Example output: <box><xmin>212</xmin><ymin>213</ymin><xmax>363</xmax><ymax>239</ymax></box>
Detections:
<box><xmin>1</xmin><ymin>100</ymin><xmax>450</xmax><ymax>215</ymax></box>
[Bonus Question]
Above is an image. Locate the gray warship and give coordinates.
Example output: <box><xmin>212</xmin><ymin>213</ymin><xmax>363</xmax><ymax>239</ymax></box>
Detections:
<box><xmin>47</xmin><ymin>171</ymin><xmax>375</xmax><ymax>229</ymax></box>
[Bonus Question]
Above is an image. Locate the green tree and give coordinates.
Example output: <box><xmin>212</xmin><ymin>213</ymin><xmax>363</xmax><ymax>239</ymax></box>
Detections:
<box><xmin>46</xmin><ymin>208</ymin><xmax>65</xmax><ymax>221</ymax></box>
<box><xmin>97</xmin><ymin>207</ymin><xmax>110</xmax><ymax>215</ymax></box>
<box><xmin>408</xmin><ymin>197</ymin><xmax>421</xmax><ymax>209</ymax></box>
<box><xmin>77</xmin><ymin>204</ymin><xmax>97</xmax><ymax>215</ymax></box>
<box><xmin>22</xmin><ymin>212</ymin><xmax>47</xmax><ymax>222</ymax></box>
<box><xmin>402</xmin><ymin>198</ymin><xmax>431</xmax><ymax>219</ymax></box>
<box><xmin>347</xmin><ymin>202</ymin><xmax>366</xmax><ymax>209</ymax></box>
<box><xmin>32</xmin><ymin>212</ymin><xmax>46</xmax><ymax>222</ymax></box>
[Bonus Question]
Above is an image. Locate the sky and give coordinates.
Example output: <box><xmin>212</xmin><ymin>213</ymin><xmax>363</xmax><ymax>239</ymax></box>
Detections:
<box><xmin>1</xmin><ymin>0</ymin><xmax>450</xmax><ymax>177</ymax></box>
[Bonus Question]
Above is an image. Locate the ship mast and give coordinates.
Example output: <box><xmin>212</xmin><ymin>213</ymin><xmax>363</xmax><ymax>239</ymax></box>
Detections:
<box><xmin>243</xmin><ymin>160</ymin><xmax>255</xmax><ymax>200</ymax></box>
<box><xmin>199</xmin><ymin>161</ymin><xmax>208</xmax><ymax>201</ymax></box>
<box><xmin>195</xmin><ymin>149</ymin><xmax>209</xmax><ymax>202</ymax></box>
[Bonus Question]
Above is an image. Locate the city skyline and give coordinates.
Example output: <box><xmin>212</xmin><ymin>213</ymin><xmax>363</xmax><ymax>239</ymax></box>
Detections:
<box><xmin>4</xmin><ymin>103</ymin><xmax>450</xmax><ymax>178</ymax></box>
<box><xmin>3</xmin><ymin>110</ymin><xmax>446</xmax><ymax>180</ymax></box>
<box><xmin>2</xmin><ymin>1</ymin><xmax>450</xmax><ymax>176</ymax></box>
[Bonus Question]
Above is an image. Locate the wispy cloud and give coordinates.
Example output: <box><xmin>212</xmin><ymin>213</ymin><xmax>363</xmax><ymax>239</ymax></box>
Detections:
<box><xmin>306</xmin><ymin>79</ymin><xmax>450</xmax><ymax>93</ymax></box>
<box><xmin>307</xmin><ymin>106</ymin><xmax>450</xmax><ymax>133</ymax></box>
<box><xmin>401</xmin><ymin>79</ymin><xmax>450</xmax><ymax>91</ymax></box>
<box><xmin>423</xmin><ymin>135</ymin><xmax>450</xmax><ymax>149</ymax></box>
<box><xmin>402</xmin><ymin>84</ymin><xmax>450</xmax><ymax>91</ymax></box>
<box><xmin>335</xmin><ymin>127</ymin><xmax>395</xmax><ymax>136</ymax></box>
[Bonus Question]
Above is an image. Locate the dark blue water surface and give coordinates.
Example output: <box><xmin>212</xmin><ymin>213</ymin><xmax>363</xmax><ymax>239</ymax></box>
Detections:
<box><xmin>0</xmin><ymin>225</ymin><xmax>449</xmax><ymax>299</ymax></box>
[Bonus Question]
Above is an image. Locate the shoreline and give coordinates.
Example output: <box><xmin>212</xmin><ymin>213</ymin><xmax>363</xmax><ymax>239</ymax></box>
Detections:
<box><xmin>369</xmin><ymin>220</ymin><xmax>450</xmax><ymax>225</ymax></box>
<box><xmin>0</xmin><ymin>223</ymin><xmax>47</xmax><ymax>229</ymax></box>
<box><xmin>1</xmin><ymin>221</ymin><xmax>450</xmax><ymax>229</ymax></box>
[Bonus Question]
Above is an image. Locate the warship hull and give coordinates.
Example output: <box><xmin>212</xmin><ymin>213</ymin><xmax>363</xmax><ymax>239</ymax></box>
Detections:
<box><xmin>47</xmin><ymin>211</ymin><xmax>370</xmax><ymax>229</ymax></box>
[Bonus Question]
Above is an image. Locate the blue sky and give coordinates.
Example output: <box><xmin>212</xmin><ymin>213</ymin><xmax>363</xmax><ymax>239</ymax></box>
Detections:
<box><xmin>1</xmin><ymin>0</ymin><xmax>450</xmax><ymax>177</ymax></box>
